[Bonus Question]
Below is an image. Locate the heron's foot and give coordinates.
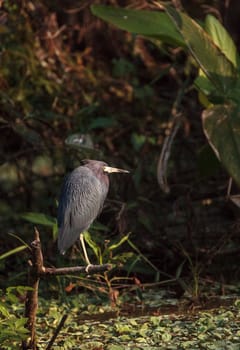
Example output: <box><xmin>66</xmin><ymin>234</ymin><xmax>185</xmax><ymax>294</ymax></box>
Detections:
<box><xmin>85</xmin><ymin>264</ymin><xmax>94</xmax><ymax>274</ymax></box>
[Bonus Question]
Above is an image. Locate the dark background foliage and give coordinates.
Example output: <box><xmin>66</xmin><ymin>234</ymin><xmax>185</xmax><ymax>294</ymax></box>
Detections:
<box><xmin>1</xmin><ymin>0</ymin><xmax>240</xmax><ymax>296</ymax></box>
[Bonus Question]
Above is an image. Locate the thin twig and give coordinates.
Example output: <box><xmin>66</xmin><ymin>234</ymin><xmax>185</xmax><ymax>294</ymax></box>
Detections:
<box><xmin>157</xmin><ymin>76</ymin><xmax>190</xmax><ymax>193</ymax></box>
<box><xmin>46</xmin><ymin>314</ymin><xmax>68</xmax><ymax>350</ymax></box>
<box><xmin>157</xmin><ymin>115</ymin><xmax>182</xmax><ymax>193</ymax></box>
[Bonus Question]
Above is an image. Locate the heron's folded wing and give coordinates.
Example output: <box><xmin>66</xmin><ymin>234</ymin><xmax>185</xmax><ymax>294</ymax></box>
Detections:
<box><xmin>57</xmin><ymin>166</ymin><xmax>108</xmax><ymax>254</ymax></box>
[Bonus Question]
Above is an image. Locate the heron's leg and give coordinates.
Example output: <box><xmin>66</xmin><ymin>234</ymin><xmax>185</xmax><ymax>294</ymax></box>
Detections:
<box><xmin>80</xmin><ymin>233</ymin><xmax>91</xmax><ymax>266</ymax></box>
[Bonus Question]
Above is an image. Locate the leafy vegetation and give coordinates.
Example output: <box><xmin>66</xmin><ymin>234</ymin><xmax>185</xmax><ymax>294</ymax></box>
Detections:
<box><xmin>92</xmin><ymin>3</ymin><xmax>240</xmax><ymax>187</ymax></box>
<box><xmin>0</xmin><ymin>286</ymin><xmax>30</xmax><ymax>349</ymax></box>
<box><xmin>1</xmin><ymin>0</ymin><xmax>240</xmax><ymax>348</ymax></box>
<box><xmin>37</xmin><ymin>293</ymin><xmax>240</xmax><ymax>349</ymax></box>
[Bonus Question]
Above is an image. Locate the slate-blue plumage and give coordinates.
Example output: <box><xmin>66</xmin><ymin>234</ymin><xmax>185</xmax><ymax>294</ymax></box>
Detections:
<box><xmin>57</xmin><ymin>160</ymin><xmax>129</xmax><ymax>259</ymax></box>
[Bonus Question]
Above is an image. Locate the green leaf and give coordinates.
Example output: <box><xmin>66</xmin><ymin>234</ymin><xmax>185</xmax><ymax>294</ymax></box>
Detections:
<box><xmin>194</xmin><ymin>73</ymin><xmax>216</xmax><ymax>100</ymax></box>
<box><xmin>8</xmin><ymin>232</ymin><xmax>29</xmax><ymax>248</ymax></box>
<box><xmin>108</xmin><ymin>233</ymin><xmax>131</xmax><ymax>251</ymax></box>
<box><xmin>14</xmin><ymin>317</ymin><xmax>29</xmax><ymax>330</ymax></box>
<box><xmin>0</xmin><ymin>302</ymin><xmax>11</xmax><ymax>318</ymax></box>
<box><xmin>131</xmin><ymin>133</ymin><xmax>146</xmax><ymax>152</ymax></box>
<box><xmin>6</xmin><ymin>286</ymin><xmax>33</xmax><ymax>296</ymax></box>
<box><xmin>91</xmin><ymin>5</ymin><xmax>185</xmax><ymax>47</ymax></box>
<box><xmin>107</xmin><ymin>345</ymin><xmax>125</xmax><ymax>350</ymax></box>
<box><xmin>88</xmin><ymin>117</ymin><xmax>117</xmax><ymax>130</ymax></box>
<box><xmin>205</xmin><ymin>14</ymin><xmax>238</xmax><ymax>68</ymax></box>
<box><xmin>175</xmin><ymin>260</ymin><xmax>185</xmax><ymax>279</ymax></box>
<box><xmin>83</xmin><ymin>231</ymin><xmax>101</xmax><ymax>260</ymax></box>
<box><xmin>92</xmin><ymin>4</ymin><xmax>238</xmax><ymax>102</ymax></box>
<box><xmin>0</xmin><ymin>245</ymin><xmax>27</xmax><ymax>260</ymax></box>
<box><xmin>21</xmin><ymin>212</ymin><xmax>57</xmax><ymax>227</ymax></box>
<box><xmin>52</xmin><ymin>221</ymin><xmax>58</xmax><ymax>241</ymax></box>
<box><xmin>112</xmin><ymin>58</ymin><xmax>136</xmax><ymax>77</ymax></box>
<box><xmin>164</xmin><ymin>6</ymin><xmax>237</xmax><ymax>96</ymax></box>
<box><xmin>202</xmin><ymin>103</ymin><xmax>240</xmax><ymax>187</ymax></box>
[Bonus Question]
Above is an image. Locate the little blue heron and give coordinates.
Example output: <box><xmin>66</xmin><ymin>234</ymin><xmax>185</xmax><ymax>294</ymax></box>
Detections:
<box><xmin>57</xmin><ymin>159</ymin><xmax>129</xmax><ymax>264</ymax></box>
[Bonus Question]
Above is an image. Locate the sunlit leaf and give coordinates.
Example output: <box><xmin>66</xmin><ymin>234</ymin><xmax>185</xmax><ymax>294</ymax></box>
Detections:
<box><xmin>0</xmin><ymin>302</ymin><xmax>11</xmax><ymax>317</ymax></box>
<box><xmin>205</xmin><ymin>14</ymin><xmax>239</xmax><ymax>68</ymax></box>
<box><xmin>91</xmin><ymin>5</ymin><xmax>185</xmax><ymax>47</ymax></box>
<box><xmin>194</xmin><ymin>72</ymin><xmax>216</xmax><ymax>101</ymax></box>
<box><xmin>6</xmin><ymin>286</ymin><xmax>33</xmax><ymax>296</ymax></box>
<box><xmin>84</xmin><ymin>231</ymin><xmax>101</xmax><ymax>260</ymax></box>
<box><xmin>202</xmin><ymin>103</ymin><xmax>240</xmax><ymax>187</ymax></box>
<box><xmin>108</xmin><ymin>233</ymin><xmax>131</xmax><ymax>251</ymax></box>
<box><xmin>164</xmin><ymin>5</ymin><xmax>237</xmax><ymax>96</ymax></box>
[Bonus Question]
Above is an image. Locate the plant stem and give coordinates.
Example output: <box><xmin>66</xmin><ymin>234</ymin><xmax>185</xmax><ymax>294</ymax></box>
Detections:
<box><xmin>22</xmin><ymin>228</ymin><xmax>112</xmax><ymax>349</ymax></box>
<box><xmin>22</xmin><ymin>228</ymin><xmax>43</xmax><ymax>350</ymax></box>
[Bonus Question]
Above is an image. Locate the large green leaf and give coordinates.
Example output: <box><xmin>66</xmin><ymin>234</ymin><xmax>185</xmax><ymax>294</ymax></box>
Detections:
<box><xmin>195</xmin><ymin>15</ymin><xmax>239</xmax><ymax>104</ymax></box>
<box><xmin>202</xmin><ymin>104</ymin><xmax>240</xmax><ymax>187</ymax></box>
<box><xmin>92</xmin><ymin>5</ymin><xmax>238</xmax><ymax>99</ymax></box>
<box><xmin>21</xmin><ymin>212</ymin><xmax>57</xmax><ymax>227</ymax></box>
<box><xmin>91</xmin><ymin>5</ymin><xmax>185</xmax><ymax>47</ymax></box>
<box><xmin>164</xmin><ymin>6</ymin><xmax>237</xmax><ymax>96</ymax></box>
<box><xmin>205</xmin><ymin>15</ymin><xmax>238</xmax><ymax>68</ymax></box>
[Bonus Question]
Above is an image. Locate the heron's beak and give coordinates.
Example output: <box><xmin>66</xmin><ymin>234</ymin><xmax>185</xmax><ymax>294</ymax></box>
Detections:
<box><xmin>103</xmin><ymin>166</ymin><xmax>129</xmax><ymax>174</ymax></box>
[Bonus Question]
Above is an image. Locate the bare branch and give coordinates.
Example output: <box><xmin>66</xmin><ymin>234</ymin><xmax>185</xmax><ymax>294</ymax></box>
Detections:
<box><xmin>23</xmin><ymin>229</ymin><xmax>112</xmax><ymax>349</ymax></box>
<box><xmin>42</xmin><ymin>263</ymin><xmax>112</xmax><ymax>276</ymax></box>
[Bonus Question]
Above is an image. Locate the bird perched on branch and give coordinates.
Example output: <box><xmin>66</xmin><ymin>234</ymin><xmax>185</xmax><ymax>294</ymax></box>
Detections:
<box><xmin>57</xmin><ymin>159</ymin><xmax>129</xmax><ymax>264</ymax></box>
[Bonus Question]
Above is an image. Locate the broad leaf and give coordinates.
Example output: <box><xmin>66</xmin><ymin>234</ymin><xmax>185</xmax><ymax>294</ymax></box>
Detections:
<box><xmin>91</xmin><ymin>5</ymin><xmax>185</xmax><ymax>47</ymax></box>
<box><xmin>202</xmin><ymin>104</ymin><xmax>240</xmax><ymax>187</ymax></box>
<box><xmin>205</xmin><ymin>15</ymin><xmax>238</xmax><ymax>68</ymax></box>
<box><xmin>92</xmin><ymin>5</ymin><xmax>238</xmax><ymax>100</ymax></box>
<box><xmin>194</xmin><ymin>73</ymin><xmax>216</xmax><ymax>102</ymax></box>
<box><xmin>164</xmin><ymin>6</ymin><xmax>237</xmax><ymax>96</ymax></box>
<box><xmin>21</xmin><ymin>212</ymin><xmax>57</xmax><ymax>227</ymax></box>
<box><xmin>196</xmin><ymin>15</ymin><xmax>239</xmax><ymax>103</ymax></box>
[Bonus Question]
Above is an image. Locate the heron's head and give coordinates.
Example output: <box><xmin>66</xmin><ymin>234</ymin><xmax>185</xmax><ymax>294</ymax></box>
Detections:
<box><xmin>83</xmin><ymin>159</ymin><xmax>129</xmax><ymax>177</ymax></box>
